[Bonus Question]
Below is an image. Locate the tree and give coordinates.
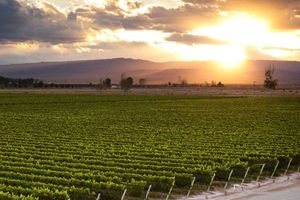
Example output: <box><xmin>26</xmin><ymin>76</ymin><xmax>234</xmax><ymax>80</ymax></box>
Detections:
<box><xmin>139</xmin><ymin>78</ymin><xmax>146</xmax><ymax>87</ymax></box>
<box><xmin>97</xmin><ymin>78</ymin><xmax>112</xmax><ymax>90</ymax></box>
<box><xmin>126</xmin><ymin>77</ymin><xmax>133</xmax><ymax>89</ymax></box>
<box><xmin>211</xmin><ymin>80</ymin><xmax>217</xmax><ymax>87</ymax></box>
<box><xmin>264</xmin><ymin>65</ymin><xmax>278</xmax><ymax>89</ymax></box>
<box><xmin>120</xmin><ymin>76</ymin><xmax>133</xmax><ymax>91</ymax></box>
<box><xmin>103</xmin><ymin>78</ymin><xmax>112</xmax><ymax>89</ymax></box>
<box><xmin>33</xmin><ymin>79</ymin><xmax>44</xmax><ymax>88</ymax></box>
<box><xmin>217</xmin><ymin>82</ymin><xmax>224</xmax><ymax>87</ymax></box>
<box><xmin>180</xmin><ymin>79</ymin><xmax>188</xmax><ymax>87</ymax></box>
<box><xmin>96</xmin><ymin>78</ymin><xmax>104</xmax><ymax>90</ymax></box>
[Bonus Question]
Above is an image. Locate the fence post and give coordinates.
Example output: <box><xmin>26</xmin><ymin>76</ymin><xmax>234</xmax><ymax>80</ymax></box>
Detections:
<box><xmin>241</xmin><ymin>167</ymin><xmax>250</xmax><ymax>185</ymax></box>
<box><xmin>224</xmin><ymin>169</ymin><xmax>234</xmax><ymax>193</ymax></box>
<box><xmin>207</xmin><ymin>173</ymin><xmax>215</xmax><ymax>192</ymax></box>
<box><xmin>145</xmin><ymin>185</ymin><xmax>152</xmax><ymax>200</ymax></box>
<box><xmin>121</xmin><ymin>189</ymin><xmax>127</xmax><ymax>200</ymax></box>
<box><xmin>186</xmin><ymin>177</ymin><xmax>196</xmax><ymax>198</ymax></box>
<box><xmin>271</xmin><ymin>161</ymin><xmax>279</xmax><ymax>179</ymax></box>
<box><xmin>256</xmin><ymin>164</ymin><xmax>265</xmax><ymax>183</ymax></box>
<box><xmin>165</xmin><ymin>180</ymin><xmax>175</xmax><ymax>200</ymax></box>
<box><xmin>284</xmin><ymin>158</ymin><xmax>293</xmax><ymax>176</ymax></box>
<box><xmin>96</xmin><ymin>193</ymin><xmax>101</xmax><ymax>200</ymax></box>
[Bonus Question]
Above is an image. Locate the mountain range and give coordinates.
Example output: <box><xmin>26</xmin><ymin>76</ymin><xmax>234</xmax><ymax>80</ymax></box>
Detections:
<box><xmin>0</xmin><ymin>58</ymin><xmax>299</xmax><ymax>84</ymax></box>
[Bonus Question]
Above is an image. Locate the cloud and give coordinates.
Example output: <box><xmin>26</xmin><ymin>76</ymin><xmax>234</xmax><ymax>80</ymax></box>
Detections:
<box><xmin>221</xmin><ymin>0</ymin><xmax>298</xmax><ymax>10</ymax></box>
<box><xmin>1</xmin><ymin>0</ymin><xmax>300</xmax><ymax>46</ymax></box>
<box><xmin>221</xmin><ymin>0</ymin><xmax>300</xmax><ymax>30</ymax></box>
<box><xmin>61</xmin><ymin>0</ymin><xmax>300</xmax><ymax>35</ymax></box>
<box><xmin>68</xmin><ymin>12</ymin><xmax>77</xmax><ymax>21</ymax></box>
<box><xmin>166</xmin><ymin>33</ymin><xmax>226</xmax><ymax>45</ymax></box>
<box><xmin>0</xmin><ymin>0</ymin><xmax>85</xmax><ymax>44</ymax></box>
<box><xmin>76</xmin><ymin>5</ymin><xmax>125</xmax><ymax>29</ymax></box>
<box><xmin>74</xmin><ymin>1</ymin><xmax>221</xmax><ymax>32</ymax></box>
<box><xmin>1</xmin><ymin>0</ymin><xmax>300</xmax><ymax>64</ymax></box>
<box><xmin>182</xmin><ymin>0</ymin><xmax>219</xmax><ymax>6</ymax></box>
<box><xmin>0</xmin><ymin>40</ymin><xmax>174</xmax><ymax>65</ymax></box>
<box><xmin>144</xmin><ymin>4</ymin><xmax>219</xmax><ymax>32</ymax></box>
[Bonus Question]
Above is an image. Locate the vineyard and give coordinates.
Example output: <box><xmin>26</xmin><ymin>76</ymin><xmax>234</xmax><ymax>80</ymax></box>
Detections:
<box><xmin>0</xmin><ymin>93</ymin><xmax>299</xmax><ymax>200</ymax></box>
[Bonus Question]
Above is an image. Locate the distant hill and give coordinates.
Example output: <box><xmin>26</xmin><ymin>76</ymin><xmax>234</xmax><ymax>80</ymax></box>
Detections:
<box><xmin>0</xmin><ymin>58</ymin><xmax>299</xmax><ymax>84</ymax></box>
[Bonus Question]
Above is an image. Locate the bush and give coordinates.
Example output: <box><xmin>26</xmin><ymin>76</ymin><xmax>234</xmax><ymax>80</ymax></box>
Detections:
<box><xmin>194</xmin><ymin>167</ymin><xmax>215</xmax><ymax>184</ymax></box>
<box><xmin>148</xmin><ymin>176</ymin><xmax>174</xmax><ymax>192</ymax></box>
<box><xmin>215</xmin><ymin>165</ymin><xmax>230</xmax><ymax>181</ymax></box>
<box><xmin>68</xmin><ymin>187</ymin><xmax>95</xmax><ymax>200</ymax></box>
<box><xmin>33</xmin><ymin>188</ymin><xmax>69</xmax><ymax>200</ymax></box>
<box><xmin>127</xmin><ymin>179</ymin><xmax>147</xmax><ymax>197</ymax></box>
<box><xmin>174</xmin><ymin>173</ymin><xmax>193</xmax><ymax>188</ymax></box>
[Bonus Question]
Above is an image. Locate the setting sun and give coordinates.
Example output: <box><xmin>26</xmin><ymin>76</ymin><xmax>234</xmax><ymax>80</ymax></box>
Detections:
<box><xmin>192</xmin><ymin>15</ymin><xmax>269</xmax><ymax>46</ymax></box>
<box><xmin>215</xmin><ymin>45</ymin><xmax>246</xmax><ymax>68</ymax></box>
<box><xmin>189</xmin><ymin>15</ymin><xmax>270</xmax><ymax>66</ymax></box>
<box><xmin>204</xmin><ymin>15</ymin><xmax>268</xmax><ymax>46</ymax></box>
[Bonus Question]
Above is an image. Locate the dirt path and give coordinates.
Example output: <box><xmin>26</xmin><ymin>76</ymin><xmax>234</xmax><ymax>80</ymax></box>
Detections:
<box><xmin>178</xmin><ymin>173</ymin><xmax>300</xmax><ymax>200</ymax></box>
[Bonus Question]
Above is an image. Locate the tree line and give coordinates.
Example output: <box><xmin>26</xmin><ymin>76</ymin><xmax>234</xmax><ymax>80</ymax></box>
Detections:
<box><xmin>0</xmin><ymin>76</ymin><xmax>44</xmax><ymax>88</ymax></box>
<box><xmin>0</xmin><ymin>76</ymin><xmax>94</xmax><ymax>89</ymax></box>
<box><xmin>0</xmin><ymin>65</ymin><xmax>279</xmax><ymax>90</ymax></box>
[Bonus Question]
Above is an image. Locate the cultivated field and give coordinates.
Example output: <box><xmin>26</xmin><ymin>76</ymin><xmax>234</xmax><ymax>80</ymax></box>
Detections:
<box><xmin>0</xmin><ymin>86</ymin><xmax>300</xmax><ymax>97</ymax></box>
<box><xmin>0</xmin><ymin>93</ymin><xmax>299</xmax><ymax>200</ymax></box>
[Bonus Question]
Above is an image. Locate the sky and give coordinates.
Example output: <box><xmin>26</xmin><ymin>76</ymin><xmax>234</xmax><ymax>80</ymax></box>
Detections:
<box><xmin>0</xmin><ymin>0</ymin><xmax>300</xmax><ymax>65</ymax></box>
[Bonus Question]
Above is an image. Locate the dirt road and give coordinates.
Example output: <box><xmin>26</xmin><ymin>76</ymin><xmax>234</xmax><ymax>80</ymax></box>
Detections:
<box><xmin>179</xmin><ymin>173</ymin><xmax>300</xmax><ymax>200</ymax></box>
<box><xmin>232</xmin><ymin>179</ymin><xmax>300</xmax><ymax>200</ymax></box>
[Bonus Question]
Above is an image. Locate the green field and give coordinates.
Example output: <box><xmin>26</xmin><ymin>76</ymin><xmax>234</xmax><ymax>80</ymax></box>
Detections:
<box><xmin>0</xmin><ymin>94</ymin><xmax>299</xmax><ymax>200</ymax></box>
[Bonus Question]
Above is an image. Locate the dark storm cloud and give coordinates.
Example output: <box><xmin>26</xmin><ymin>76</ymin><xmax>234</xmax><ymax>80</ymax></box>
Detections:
<box><xmin>166</xmin><ymin>33</ymin><xmax>226</xmax><ymax>45</ymax></box>
<box><xmin>0</xmin><ymin>0</ymin><xmax>85</xmax><ymax>44</ymax></box>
